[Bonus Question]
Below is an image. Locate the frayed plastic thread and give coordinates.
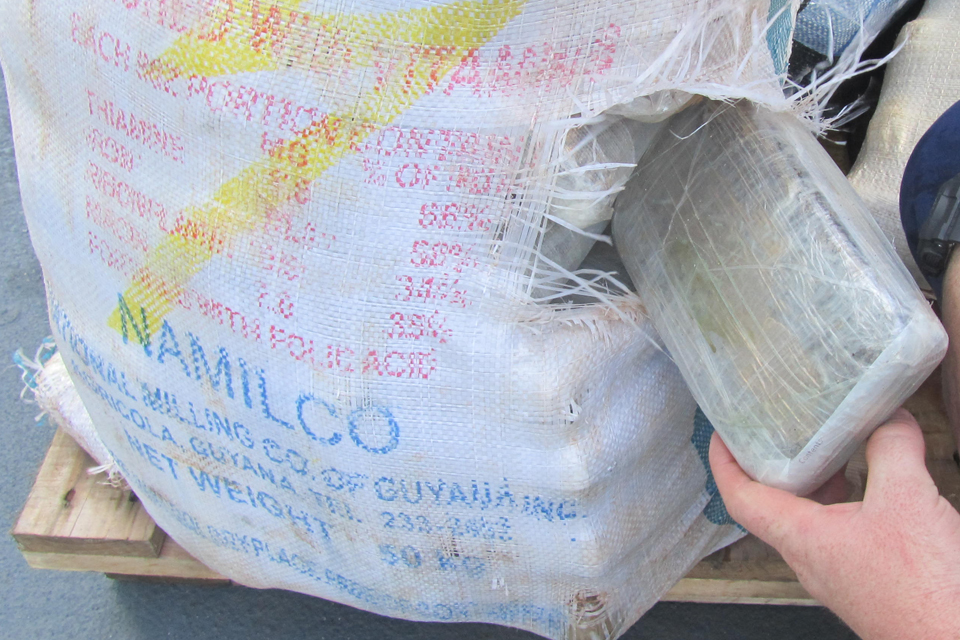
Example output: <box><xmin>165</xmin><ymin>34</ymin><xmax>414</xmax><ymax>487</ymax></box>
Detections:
<box><xmin>524</xmin><ymin>3</ymin><xmax>911</xmax><ymax>324</ymax></box>
<box><xmin>520</xmin><ymin>2</ymin><xmax>807</xmax><ymax>316</ymax></box>
<box><xmin>89</xmin><ymin>462</ymin><xmax>128</xmax><ymax>488</ymax></box>
<box><xmin>588</xmin><ymin>0</ymin><xmax>904</xmax><ymax>134</ymax></box>
<box><xmin>14</xmin><ymin>336</ymin><xmax>58</xmax><ymax>394</ymax></box>
<box><xmin>511</xmin><ymin>234</ymin><xmax>632</xmax><ymax>308</ymax></box>
<box><xmin>786</xmin><ymin>4</ymin><xmax>909</xmax><ymax>132</ymax></box>
<box><xmin>591</xmin><ymin>1</ymin><xmax>795</xmax><ymax>119</ymax></box>
<box><xmin>13</xmin><ymin>337</ymin><xmax>58</xmax><ymax>424</ymax></box>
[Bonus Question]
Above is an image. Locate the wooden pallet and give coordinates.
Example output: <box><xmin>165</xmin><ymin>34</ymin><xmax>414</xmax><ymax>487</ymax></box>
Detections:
<box><xmin>12</xmin><ymin>371</ymin><xmax>960</xmax><ymax>605</ymax></box>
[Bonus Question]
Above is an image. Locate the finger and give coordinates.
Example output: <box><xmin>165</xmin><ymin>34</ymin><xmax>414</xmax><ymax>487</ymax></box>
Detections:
<box><xmin>709</xmin><ymin>432</ymin><xmax>821</xmax><ymax>554</ymax></box>
<box><xmin>863</xmin><ymin>408</ymin><xmax>935</xmax><ymax>503</ymax></box>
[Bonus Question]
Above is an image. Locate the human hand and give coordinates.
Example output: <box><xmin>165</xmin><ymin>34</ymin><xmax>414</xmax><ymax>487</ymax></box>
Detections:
<box><xmin>709</xmin><ymin>409</ymin><xmax>960</xmax><ymax>640</ymax></box>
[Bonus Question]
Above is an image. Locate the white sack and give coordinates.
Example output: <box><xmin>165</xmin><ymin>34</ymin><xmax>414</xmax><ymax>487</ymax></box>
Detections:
<box><xmin>34</xmin><ymin>351</ymin><xmax>119</xmax><ymax>476</ymax></box>
<box><xmin>0</xmin><ymin>1</ymin><xmax>800</xmax><ymax>637</ymax></box>
<box><xmin>847</xmin><ymin>0</ymin><xmax>960</xmax><ymax>288</ymax></box>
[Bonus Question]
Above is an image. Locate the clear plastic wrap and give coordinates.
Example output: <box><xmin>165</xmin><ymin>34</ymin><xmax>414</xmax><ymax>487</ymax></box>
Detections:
<box><xmin>538</xmin><ymin>118</ymin><xmax>662</xmax><ymax>276</ymax></box>
<box><xmin>549</xmin><ymin>116</ymin><xmax>641</xmax><ymax>231</ymax></box>
<box><xmin>534</xmin><ymin>117</ymin><xmax>661</xmax><ymax>297</ymax></box>
<box><xmin>604</xmin><ymin>90</ymin><xmax>695</xmax><ymax>123</ymax></box>
<box><xmin>613</xmin><ymin>99</ymin><xmax>948</xmax><ymax>494</ymax></box>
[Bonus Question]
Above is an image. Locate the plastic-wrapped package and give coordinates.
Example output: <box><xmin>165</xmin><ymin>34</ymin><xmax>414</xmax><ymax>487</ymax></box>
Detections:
<box><xmin>613</xmin><ymin>99</ymin><xmax>947</xmax><ymax>494</ymax></box>
<box><xmin>538</xmin><ymin>118</ymin><xmax>658</xmax><ymax>263</ymax></box>
<box><xmin>536</xmin><ymin>118</ymin><xmax>662</xmax><ymax>293</ymax></box>
<box><xmin>549</xmin><ymin>117</ymin><xmax>640</xmax><ymax>231</ymax></box>
<box><xmin>536</xmin><ymin>220</ymin><xmax>609</xmax><ymax>288</ymax></box>
<box><xmin>605</xmin><ymin>91</ymin><xmax>695</xmax><ymax>123</ymax></box>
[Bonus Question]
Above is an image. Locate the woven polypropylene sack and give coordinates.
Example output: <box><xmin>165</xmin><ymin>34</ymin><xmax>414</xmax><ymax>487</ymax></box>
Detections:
<box><xmin>0</xmin><ymin>2</ymin><xmax>797</xmax><ymax>637</ymax></box>
<box><xmin>35</xmin><ymin>351</ymin><xmax>119</xmax><ymax>475</ymax></box>
<box><xmin>847</xmin><ymin>0</ymin><xmax>960</xmax><ymax>288</ymax></box>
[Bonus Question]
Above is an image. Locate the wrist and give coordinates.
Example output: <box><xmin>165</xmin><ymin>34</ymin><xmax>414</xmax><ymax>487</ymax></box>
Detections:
<box><xmin>845</xmin><ymin>586</ymin><xmax>960</xmax><ymax>640</ymax></box>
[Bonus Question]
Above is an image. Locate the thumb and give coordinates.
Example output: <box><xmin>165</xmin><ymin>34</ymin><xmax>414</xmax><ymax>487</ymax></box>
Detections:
<box><xmin>863</xmin><ymin>408</ymin><xmax>937</xmax><ymax>506</ymax></box>
<box><xmin>709</xmin><ymin>431</ymin><xmax>821</xmax><ymax>554</ymax></box>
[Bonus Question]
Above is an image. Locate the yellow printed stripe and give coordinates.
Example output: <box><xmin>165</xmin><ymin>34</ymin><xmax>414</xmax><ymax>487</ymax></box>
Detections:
<box><xmin>150</xmin><ymin>0</ymin><xmax>525</xmax><ymax>79</ymax></box>
<box><xmin>110</xmin><ymin>0</ymin><xmax>525</xmax><ymax>339</ymax></box>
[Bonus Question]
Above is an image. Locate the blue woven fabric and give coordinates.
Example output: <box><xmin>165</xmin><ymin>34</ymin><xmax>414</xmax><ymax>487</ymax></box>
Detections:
<box><xmin>767</xmin><ymin>0</ymin><xmax>796</xmax><ymax>76</ymax></box>
<box><xmin>795</xmin><ymin>0</ymin><xmax>901</xmax><ymax>58</ymax></box>
<box><xmin>690</xmin><ymin>407</ymin><xmax>742</xmax><ymax>529</ymax></box>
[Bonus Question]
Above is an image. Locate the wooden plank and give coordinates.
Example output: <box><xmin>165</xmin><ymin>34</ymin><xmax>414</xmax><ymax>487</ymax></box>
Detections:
<box><xmin>104</xmin><ymin>573</ymin><xmax>232</xmax><ymax>586</ymax></box>
<box><xmin>663</xmin><ymin>579</ymin><xmax>815</xmax><ymax>606</ymax></box>
<box><xmin>12</xmin><ymin>429</ymin><xmax>165</xmax><ymax>557</ymax></box>
<box><xmin>21</xmin><ymin>538</ymin><xmax>226</xmax><ymax>581</ymax></box>
<box><xmin>685</xmin><ymin>548</ymin><xmax>797</xmax><ymax>583</ymax></box>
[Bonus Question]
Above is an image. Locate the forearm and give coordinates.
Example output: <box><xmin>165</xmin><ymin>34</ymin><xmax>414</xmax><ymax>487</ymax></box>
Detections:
<box><xmin>829</xmin><ymin>570</ymin><xmax>960</xmax><ymax>640</ymax></box>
